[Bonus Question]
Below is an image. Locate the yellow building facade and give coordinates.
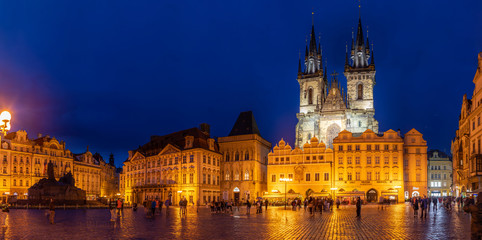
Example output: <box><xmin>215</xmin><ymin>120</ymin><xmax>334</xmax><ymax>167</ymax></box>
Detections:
<box><xmin>266</xmin><ymin>137</ymin><xmax>334</xmax><ymax>201</ymax></box>
<box><xmin>122</xmin><ymin>126</ymin><xmax>222</xmax><ymax>205</ymax></box>
<box><xmin>218</xmin><ymin>111</ymin><xmax>271</xmax><ymax>202</ymax></box>
<box><xmin>403</xmin><ymin>129</ymin><xmax>428</xmax><ymax>198</ymax></box>
<box><xmin>333</xmin><ymin>129</ymin><xmax>405</xmax><ymax>203</ymax></box>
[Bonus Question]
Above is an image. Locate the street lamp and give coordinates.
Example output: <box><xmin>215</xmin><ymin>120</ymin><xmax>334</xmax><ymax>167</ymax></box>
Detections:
<box><xmin>330</xmin><ymin>187</ymin><xmax>338</xmax><ymax>200</ymax></box>
<box><xmin>279</xmin><ymin>178</ymin><xmax>292</xmax><ymax>210</ymax></box>
<box><xmin>0</xmin><ymin>111</ymin><xmax>11</xmax><ymax>136</ymax></box>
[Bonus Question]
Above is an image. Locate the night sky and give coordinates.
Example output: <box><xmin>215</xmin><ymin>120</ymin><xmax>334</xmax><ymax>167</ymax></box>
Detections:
<box><xmin>0</xmin><ymin>1</ymin><xmax>480</xmax><ymax>167</ymax></box>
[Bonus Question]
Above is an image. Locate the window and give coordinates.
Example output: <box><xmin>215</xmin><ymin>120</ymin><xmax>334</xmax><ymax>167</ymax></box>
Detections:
<box><xmin>384</xmin><ymin>157</ymin><xmax>389</xmax><ymax>165</ymax></box>
<box><xmin>174</xmin><ymin>157</ymin><xmax>178</xmax><ymax>164</ymax></box>
<box><xmin>393</xmin><ymin>157</ymin><xmax>398</xmax><ymax>165</ymax></box>
<box><xmin>306</xmin><ymin>156</ymin><xmax>310</xmax><ymax>161</ymax></box>
<box><xmin>375</xmin><ymin>157</ymin><xmax>380</xmax><ymax>164</ymax></box>
<box><xmin>280</xmin><ymin>174</ymin><xmax>285</xmax><ymax>179</ymax></box>
<box><xmin>384</xmin><ymin>145</ymin><xmax>389</xmax><ymax>151</ymax></box>
<box><xmin>393</xmin><ymin>145</ymin><xmax>398</xmax><ymax>151</ymax></box>
<box><xmin>235</xmin><ymin>152</ymin><xmax>239</xmax><ymax>161</ymax></box>
<box><xmin>416</xmin><ymin>174</ymin><xmax>421</xmax><ymax>182</ymax></box>
<box><xmin>338</xmin><ymin>145</ymin><xmax>343</xmax><ymax>151</ymax></box>
<box><xmin>367</xmin><ymin>157</ymin><xmax>372</xmax><ymax>164</ymax></box>
<box><xmin>315</xmin><ymin>173</ymin><xmax>320</xmax><ymax>181</ymax></box>
<box><xmin>13</xmin><ymin>179</ymin><xmax>16</xmax><ymax>186</ymax></box>
<box><xmin>367</xmin><ymin>145</ymin><xmax>371</xmax><ymax>151</ymax></box>
<box><xmin>203</xmin><ymin>155</ymin><xmax>206</xmax><ymax>163</ymax></box>
<box><xmin>367</xmin><ymin>172</ymin><xmax>372</xmax><ymax>180</ymax></box>
<box><xmin>357</xmin><ymin>84</ymin><xmax>363</xmax><ymax>100</ymax></box>
<box><xmin>347</xmin><ymin>157</ymin><xmax>352</xmax><ymax>164</ymax></box>
<box><xmin>226</xmin><ymin>153</ymin><xmax>230</xmax><ymax>162</ymax></box>
<box><xmin>338</xmin><ymin>173</ymin><xmax>343</xmax><ymax>181</ymax></box>
<box><xmin>203</xmin><ymin>174</ymin><xmax>206</xmax><ymax>184</ymax></box>
<box><xmin>318</xmin><ymin>156</ymin><xmax>323</xmax><ymax>160</ymax></box>
<box><xmin>169</xmin><ymin>158</ymin><xmax>172</xmax><ymax>165</ymax></box>
<box><xmin>271</xmin><ymin>175</ymin><xmax>276</xmax><ymax>182</ymax></box>
<box><xmin>287</xmin><ymin>157</ymin><xmax>291</xmax><ymax>162</ymax></box>
<box><xmin>245</xmin><ymin>152</ymin><xmax>249</xmax><ymax>160</ymax></box>
<box><xmin>347</xmin><ymin>145</ymin><xmax>352</xmax><ymax>151</ymax></box>
<box><xmin>234</xmin><ymin>172</ymin><xmax>240</xmax><ymax>181</ymax></box>
<box><xmin>183</xmin><ymin>174</ymin><xmax>186</xmax><ymax>184</ymax></box>
<box><xmin>190</xmin><ymin>155</ymin><xmax>194</xmax><ymax>163</ymax></box>
<box><xmin>288</xmin><ymin>173</ymin><xmax>293</xmax><ymax>179</ymax></box>
<box><xmin>324</xmin><ymin>173</ymin><xmax>329</xmax><ymax>181</ymax></box>
<box><xmin>2</xmin><ymin>179</ymin><xmax>5</xmax><ymax>186</ymax></box>
<box><xmin>443</xmin><ymin>174</ymin><xmax>446</xmax><ymax>180</ymax></box>
<box><xmin>375</xmin><ymin>172</ymin><xmax>380</xmax><ymax>180</ymax></box>
<box><xmin>189</xmin><ymin>173</ymin><xmax>194</xmax><ymax>183</ymax></box>
<box><xmin>393</xmin><ymin>172</ymin><xmax>398</xmax><ymax>180</ymax></box>
<box><xmin>355</xmin><ymin>157</ymin><xmax>360</xmax><ymax>165</ymax></box>
<box><xmin>347</xmin><ymin>172</ymin><xmax>352</xmax><ymax>181</ymax></box>
<box><xmin>355</xmin><ymin>145</ymin><xmax>360</xmax><ymax>151</ymax></box>
<box><xmin>19</xmin><ymin>180</ymin><xmax>22</xmax><ymax>186</ymax></box>
<box><xmin>416</xmin><ymin>159</ymin><xmax>421</xmax><ymax>166</ymax></box>
<box><xmin>208</xmin><ymin>156</ymin><xmax>211</xmax><ymax>164</ymax></box>
<box><xmin>375</xmin><ymin>145</ymin><xmax>380</xmax><ymax>151</ymax></box>
<box><xmin>244</xmin><ymin>170</ymin><xmax>250</xmax><ymax>180</ymax></box>
<box><xmin>182</xmin><ymin>156</ymin><xmax>187</xmax><ymax>163</ymax></box>
<box><xmin>225</xmin><ymin>171</ymin><xmax>230</xmax><ymax>181</ymax></box>
<box><xmin>208</xmin><ymin>174</ymin><xmax>211</xmax><ymax>184</ymax></box>
<box><xmin>416</xmin><ymin>148</ymin><xmax>421</xmax><ymax>154</ymax></box>
<box><xmin>308</xmin><ymin>88</ymin><xmax>313</xmax><ymax>104</ymax></box>
<box><xmin>355</xmin><ymin>172</ymin><xmax>360</xmax><ymax>181</ymax></box>
<box><xmin>385</xmin><ymin>172</ymin><xmax>389</xmax><ymax>180</ymax></box>
<box><xmin>338</xmin><ymin>157</ymin><xmax>343</xmax><ymax>165</ymax></box>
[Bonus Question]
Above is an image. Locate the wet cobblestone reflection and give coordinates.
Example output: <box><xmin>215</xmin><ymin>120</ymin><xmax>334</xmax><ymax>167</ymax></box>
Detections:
<box><xmin>0</xmin><ymin>203</ymin><xmax>471</xmax><ymax>239</ymax></box>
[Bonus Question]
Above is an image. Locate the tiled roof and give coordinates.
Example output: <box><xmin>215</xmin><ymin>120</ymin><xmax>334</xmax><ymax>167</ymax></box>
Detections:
<box><xmin>228</xmin><ymin>111</ymin><xmax>261</xmax><ymax>137</ymax></box>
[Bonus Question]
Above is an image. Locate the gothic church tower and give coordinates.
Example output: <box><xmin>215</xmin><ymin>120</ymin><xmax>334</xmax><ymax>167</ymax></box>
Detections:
<box><xmin>295</xmin><ymin>21</ymin><xmax>328</xmax><ymax>148</ymax></box>
<box><xmin>343</xmin><ymin>16</ymin><xmax>379</xmax><ymax>134</ymax></box>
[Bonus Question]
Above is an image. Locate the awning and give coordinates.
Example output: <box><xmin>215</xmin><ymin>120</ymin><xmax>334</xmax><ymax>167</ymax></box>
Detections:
<box><xmin>262</xmin><ymin>193</ymin><xmax>302</xmax><ymax>199</ymax></box>
<box><xmin>337</xmin><ymin>191</ymin><xmax>365</xmax><ymax>196</ymax></box>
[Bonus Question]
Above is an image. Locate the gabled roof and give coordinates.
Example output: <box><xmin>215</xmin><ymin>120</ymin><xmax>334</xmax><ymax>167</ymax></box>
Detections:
<box><xmin>228</xmin><ymin>111</ymin><xmax>261</xmax><ymax>137</ymax></box>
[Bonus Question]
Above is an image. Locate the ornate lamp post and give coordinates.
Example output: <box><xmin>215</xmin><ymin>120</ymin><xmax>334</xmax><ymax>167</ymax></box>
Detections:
<box><xmin>280</xmin><ymin>178</ymin><xmax>292</xmax><ymax>210</ymax></box>
<box><xmin>0</xmin><ymin>111</ymin><xmax>11</xmax><ymax>136</ymax></box>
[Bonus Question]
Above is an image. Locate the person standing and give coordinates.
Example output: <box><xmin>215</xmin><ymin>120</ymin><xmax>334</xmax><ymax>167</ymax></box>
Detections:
<box><xmin>413</xmin><ymin>197</ymin><xmax>419</xmax><ymax>217</ymax></box>
<box><xmin>109</xmin><ymin>199</ymin><xmax>116</xmax><ymax>221</ymax></box>
<box><xmin>165</xmin><ymin>199</ymin><xmax>170</xmax><ymax>215</ymax></box>
<box><xmin>420</xmin><ymin>196</ymin><xmax>428</xmax><ymax>219</ymax></box>
<box><xmin>151</xmin><ymin>200</ymin><xmax>156</xmax><ymax>217</ymax></box>
<box><xmin>116</xmin><ymin>199</ymin><xmax>123</xmax><ymax>218</ymax></box>
<box><xmin>265</xmin><ymin>199</ymin><xmax>268</xmax><ymax>211</ymax></box>
<box><xmin>336</xmin><ymin>198</ymin><xmax>340</xmax><ymax>209</ymax></box>
<box><xmin>246</xmin><ymin>199</ymin><xmax>251</xmax><ymax>214</ymax></box>
<box><xmin>196</xmin><ymin>199</ymin><xmax>200</xmax><ymax>213</ymax></box>
<box><xmin>433</xmin><ymin>197</ymin><xmax>438</xmax><ymax>211</ymax></box>
<box><xmin>464</xmin><ymin>194</ymin><xmax>482</xmax><ymax>240</ymax></box>
<box><xmin>49</xmin><ymin>198</ymin><xmax>55</xmax><ymax>224</ymax></box>
<box><xmin>356</xmin><ymin>197</ymin><xmax>361</xmax><ymax>218</ymax></box>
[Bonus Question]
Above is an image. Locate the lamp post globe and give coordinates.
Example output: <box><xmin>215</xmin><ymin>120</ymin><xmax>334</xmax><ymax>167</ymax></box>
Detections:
<box><xmin>0</xmin><ymin>111</ymin><xmax>11</xmax><ymax>135</ymax></box>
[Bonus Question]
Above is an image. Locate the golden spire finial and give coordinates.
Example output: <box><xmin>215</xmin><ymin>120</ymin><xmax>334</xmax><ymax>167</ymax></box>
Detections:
<box><xmin>312</xmin><ymin>10</ymin><xmax>314</xmax><ymax>25</ymax></box>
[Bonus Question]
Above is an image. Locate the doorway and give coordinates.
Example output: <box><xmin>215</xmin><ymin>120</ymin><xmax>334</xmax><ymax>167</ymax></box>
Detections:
<box><xmin>366</xmin><ymin>189</ymin><xmax>378</xmax><ymax>202</ymax></box>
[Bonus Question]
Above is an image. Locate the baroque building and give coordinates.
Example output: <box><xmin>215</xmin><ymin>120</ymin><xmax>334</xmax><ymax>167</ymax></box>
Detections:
<box><xmin>295</xmin><ymin>15</ymin><xmax>378</xmax><ymax>149</ymax></box>
<box><xmin>452</xmin><ymin>52</ymin><xmax>482</xmax><ymax>197</ymax></box>
<box><xmin>218</xmin><ymin>111</ymin><xmax>271</xmax><ymax>202</ymax></box>
<box><xmin>266</xmin><ymin>137</ymin><xmax>334</xmax><ymax>200</ymax></box>
<box><xmin>0</xmin><ymin>130</ymin><xmax>117</xmax><ymax>201</ymax></box>
<box><xmin>333</xmin><ymin>129</ymin><xmax>405</xmax><ymax>203</ymax></box>
<box><xmin>122</xmin><ymin>125</ymin><xmax>222</xmax><ymax>205</ymax></box>
<box><xmin>427</xmin><ymin>150</ymin><xmax>453</xmax><ymax>197</ymax></box>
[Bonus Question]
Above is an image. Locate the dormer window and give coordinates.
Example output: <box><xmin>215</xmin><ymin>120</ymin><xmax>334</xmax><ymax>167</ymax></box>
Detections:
<box><xmin>184</xmin><ymin>136</ymin><xmax>194</xmax><ymax>149</ymax></box>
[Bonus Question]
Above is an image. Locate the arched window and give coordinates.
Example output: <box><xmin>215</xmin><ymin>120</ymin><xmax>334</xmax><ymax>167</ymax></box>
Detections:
<box><xmin>234</xmin><ymin>172</ymin><xmax>240</xmax><ymax>180</ymax></box>
<box><xmin>226</xmin><ymin>153</ymin><xmax>230</xmax><ymax>162</ymax></box>
<box><xmin>308</xmin><ymin>88</ymin><xmax>313</xmax><ymax>104</ymax></box>
<box><xmin>13</xmin><ymin>166</ymin><xmax>16</xmax><ymax>173</ymax></box>
<box><xmin>235</xmin><ymin>152</ymin><xmax>239</xmax><ymax>161</ymax></box>
<box><xmin>13</xmin><ymin>179</ymin><xmax>16</xmax><ymax>186</ymax></box>
<box><xmin>245</xmin><ymin>152</ymin><xmax>249</xmax><ymax>160</ymax></box>
<box><xmin>244</xmin><ymin>170</ymin><xmax>250</xmax><ymax>180</ymax></box>
<box><xmin>225</xmin><ymin>171</ymin><xmax>230</xmax><ymax>181</ymax></box>
<box><xmin>357</xmin><ymin>84</ymin><xmax>363</xmax><ymax>100</ymax></box>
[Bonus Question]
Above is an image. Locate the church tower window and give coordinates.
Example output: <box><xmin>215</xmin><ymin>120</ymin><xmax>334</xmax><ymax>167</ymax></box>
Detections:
<box><xmin>357</xmin><ymin>84</ymin><xmax>363</xmax><ymax>100</ymax></box>
<box><xmin>308</xmin><ymin>88</ymin><xmax>313</xmax><ymax>104</ymax></box>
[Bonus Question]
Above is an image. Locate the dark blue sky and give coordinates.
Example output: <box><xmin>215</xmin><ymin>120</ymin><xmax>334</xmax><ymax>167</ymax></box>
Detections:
<box><xmin>0</xmin><ymin>1</ymin><xmax>481</xmax><ymax>167</ymax></box>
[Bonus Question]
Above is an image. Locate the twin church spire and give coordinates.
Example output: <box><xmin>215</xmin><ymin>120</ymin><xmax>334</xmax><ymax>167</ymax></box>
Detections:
<box><xmin>298</xmin><ymin>19</ymin><xmax>323</xmax><ymax>76</ymax></box>
<box><xmin>346</xmin><ymin>16</ymin><xmax>375</xmax><ymax>70</ymax></box>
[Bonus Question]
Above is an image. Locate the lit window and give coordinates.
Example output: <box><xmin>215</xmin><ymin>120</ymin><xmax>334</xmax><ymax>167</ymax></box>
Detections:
<box><xmin>244</xmin><ymin>170</ymin><xmax>250</xmax><ymax>180</ymax></box>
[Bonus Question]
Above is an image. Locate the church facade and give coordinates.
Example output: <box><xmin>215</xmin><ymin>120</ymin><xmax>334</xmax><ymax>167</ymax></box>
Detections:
<box><xmin>295</xmin><ymin>17</ymin><xmax>378</xmax><ymax>149</ymax></box>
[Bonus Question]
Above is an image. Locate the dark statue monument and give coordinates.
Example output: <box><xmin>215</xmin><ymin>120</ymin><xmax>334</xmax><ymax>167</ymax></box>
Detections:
<box><xmin>28</xmin><ymin>161</ymin><xmax>86</xmax><ymax>204</ymax></box>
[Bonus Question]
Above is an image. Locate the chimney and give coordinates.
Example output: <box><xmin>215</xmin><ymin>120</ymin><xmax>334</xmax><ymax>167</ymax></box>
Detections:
<box><xmin>200</xmin><ymin>123</ymin><xmax>210</xmax><ymax>136</ymax></box>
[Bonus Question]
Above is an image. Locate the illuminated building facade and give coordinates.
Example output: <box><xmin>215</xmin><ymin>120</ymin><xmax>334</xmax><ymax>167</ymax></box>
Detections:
<box><xmin>452</xmin><ymin>52</ymin><xmax>482</xmax><ymax>197</ymax></box>
<box><xmin>295</xmin><ymin>15</ymin><xmax>378</xmax><ymax>149</ymax></box>
<box><xmin>266</xmin><ymin>137</ymin><xmax>334</xmax><ymax>200</ymax></box>
<box><xmin>0</xmin><ymin>130</ymin><xmax>116</xmax><ymax>201</ymax></box>
<box><xmin>402</xmin><ymin>129</ymin><xmax>428</xmax><ymax>198</ymax></box>
<box><xmin>427</xmin><ymin>150</ymin><xmax>452</xmax><ymax>197</ymax></box>
<box><xmin>122</xmin><ymin>125</ymin><xmax>222</xmax><ymax>205</ymax></box>
<box><xmin>218</xmin><ymin>111</ymin><xmax>271</xmax><ymax>202</ymax></box>
<box><xmin>333</xmin><ymin>129</ymin><xmax>405</xmax><ymax>203</ymax></box>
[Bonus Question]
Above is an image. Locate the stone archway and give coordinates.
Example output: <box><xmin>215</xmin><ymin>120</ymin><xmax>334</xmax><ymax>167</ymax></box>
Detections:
<box><xmin>366</xmin><ymin>188</ymin><xmax>378</xmax><ymax>203</ymax></box>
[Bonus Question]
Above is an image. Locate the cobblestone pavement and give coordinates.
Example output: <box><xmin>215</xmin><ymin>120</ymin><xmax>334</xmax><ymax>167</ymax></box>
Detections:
<box><xmin>0</xmin><ymin>203</ymin><xmax>471</xmax><ymax>240</ymax></box>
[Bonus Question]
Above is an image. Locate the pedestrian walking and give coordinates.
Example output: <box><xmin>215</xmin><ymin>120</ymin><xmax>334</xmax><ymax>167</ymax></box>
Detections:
<box><xmin>246</xmin><ymin>199</ymin><xmax>251</xmax><ymax>214</ymax></box>
<box><xmin>116</xmin><ymin>198</ymin><xmax>123</xmax><ymax>218</ymax></box>
<box><xmin>150</xmin><ymin>199</ymin><xmax>156</xmax><ymax>217</ymax></box>
<box><xmin>265</xmin><ymin>199</ymin><xmax>268</xmax><ymax>211</ymax></box>
<box><xmin>336</xmin><ymin>198</ymin><xmax>340</xmax><ymax>209</ymax></box>
<box><xmin>165</xmin><ymin>199</ymin><xmax>170</xmax><ymax>215</ymax></box>
<box><xmin>308</xmin><ymin>198</ymin><xmax>314</xmax><ymax>216</ymax></box>
<box><xmin>49</xmin><ymin>198</ymin><xmax>55</xmax><ymax>224</ymax></box>
<box><xmin>433</xmin><ymin>197</ymin><xmax>437</xmax><ymax>211</ymax></box>
<box><xmin>412</xmin><ymin>197</ymin><xmax>419</xmax><ymax>217</ymax></box>
<box><xmin>356</xmin><ymin>197</ymin><xmax>361</xmax><ymax>218</ymax></box>
<box><xmin>464</xmin><ymin>194</ymin><xmax>482</xmax><ymax>240</ymax></box>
